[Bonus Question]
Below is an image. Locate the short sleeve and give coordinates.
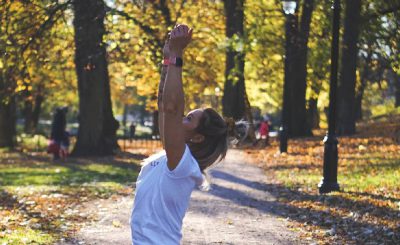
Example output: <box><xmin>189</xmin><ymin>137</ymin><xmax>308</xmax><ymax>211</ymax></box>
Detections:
<box><xmin>165</xmin><ymin>144</ymin><xmax>201</xmax><ymax>179</ymax></box>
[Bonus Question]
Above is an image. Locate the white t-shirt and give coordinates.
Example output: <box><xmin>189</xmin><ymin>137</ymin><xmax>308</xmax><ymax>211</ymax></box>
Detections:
<box><xmin>130</xmin><ymin>144</ymin><xmax>203</xmax><ymax>245</ymax></box>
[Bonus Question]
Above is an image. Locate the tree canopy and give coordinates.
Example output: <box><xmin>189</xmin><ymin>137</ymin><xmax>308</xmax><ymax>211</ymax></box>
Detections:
<box><xmin>0</xmin><ymin>0</ymin><xmax>399</xmax><ymax>147</ymax></box>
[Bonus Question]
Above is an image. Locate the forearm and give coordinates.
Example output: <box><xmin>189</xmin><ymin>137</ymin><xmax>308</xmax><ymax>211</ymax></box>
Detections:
<box><xmin>158</xmin><ymin>64</ymin><xmax>168</xmax><ymax>146</ymax></box>
<box><xmin>157</xmin><ymin>65</ymin><xmax>168</xmax><ymax>109</ymax></box>
<box><xmin>163</xmin><ymin>63</ymin><xmax>184</xmax><ymax>115</ymax></box>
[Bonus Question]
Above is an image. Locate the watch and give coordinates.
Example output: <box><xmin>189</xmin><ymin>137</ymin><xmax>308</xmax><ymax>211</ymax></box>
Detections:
<box><xmin>164</xmin><ymin>57</ymin><xmax>183</xmax><ymax>67</ymax></box>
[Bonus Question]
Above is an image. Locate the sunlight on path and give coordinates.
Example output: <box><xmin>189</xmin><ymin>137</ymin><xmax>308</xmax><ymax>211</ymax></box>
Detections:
<box><xmin>182</xmin><ymin>150</ymin><xmax>301</xmax><ymax>245</ymax></box>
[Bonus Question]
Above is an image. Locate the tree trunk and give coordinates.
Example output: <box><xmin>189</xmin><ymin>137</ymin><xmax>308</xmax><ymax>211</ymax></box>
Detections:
<box><xmin>289</xmin><ymin>0</ymin><xmax>314</xmax><ymax>137</ymax></box>
<box><xmin>23</xmin><ymin>96</ymin><xmax>34</xmax><ymax>134</ymax></box>
<box><xmin>306</xmin><ymin>75</ymin><xmax>323</xmax><ymax>130</ymax></box>
<box><xmin>222</xmin><ymin>0</ymin><xmax>245</xmax><ymax>120</ymax></box>
<box><xmin>395</xmin><ymin>74</ymin><xmax>400</xmax><ymax>107</ymax></box>
<box><xmin>337</xmin><ymin>0</ymin><xmax>361</xmax><ymax>135</ymax></box>
<box><xmin>23</xmin><ymin>91</ymin><xmax>43</xmax><ymax>134</ymax></box>
<box><xmin>306</xmin><ymin>98</ymin><xmax>320</xmax><ymax>129</ymax></box>
<box><xmin>31</xmin><ymin>93</ymin><xmax>43</xmax><ymax>133</ymax></box>
<box><xmin>355</xmin><ymin>50</ymin><xmax>372</xmax><ymax>121</ymax></box>
<box><xmin>243</xmin><ymin>89</ymin><xmax>256</xmax><ymax>143</ymax></box>
<box><xmin>354</xmin><ymin>93</ymin><xmax>363</xmax><ymax>121</ymax></box>
<box><xmin>0</xmin><ymin>96</ymin><xmax>16</xmax><ymax>148</ymax></box>
<box><xmin>71</xmin><ymin>0</ymin><xmax>119</xmax><ymax>156</ymax></box>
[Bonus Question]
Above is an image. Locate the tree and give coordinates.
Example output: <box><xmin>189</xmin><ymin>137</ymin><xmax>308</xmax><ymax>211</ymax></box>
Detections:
<box><xmin>0</xmin><ymin>1</ymin><xmax>69</xmax><ymax>147</ymax></box>
<box><xmin>71</xmin><ymin>0</ymin><xmax>119</xmax><ymax>156</ymax></box>
<box><xmin>244</xmin><ymin>1</ymin><xmax>286</xmax><ymax>118</ymax></box>
<box><xmin>369</xmin><ymin>1</ymin><xmax>400</xmax><ymax>108</ymax></box>
<box><xmin>395</xmin><ymin>74</ymin><xmax>400</xmax><ymax>107</ymax></box>
<box><xmin>354</xmin><ymin>43</ymin><xmax>373</xmax><ymax>121</ymax></box>
<box><xmin>0</xmin><ymin>94</ymin><xmax>16</xmax><ymax>148</ymax></box>
<box><xmin>222</xmin><ymin>0</ymin><xmax>246</xmax><ymax>120</ymax></box>
<box><xmin>337</xmin><ymin>0</ymin><xmax>362</xmax><ymax>135</ymax></box>
<box><xmin>306</xmin><ymin>0</ymin><xmax>332</xmax><ymax>129</ymax></box>
<box><xmin>286</xmin><ymin>0</ymin><xmax>314</xmax><ymax>137</ymax></box>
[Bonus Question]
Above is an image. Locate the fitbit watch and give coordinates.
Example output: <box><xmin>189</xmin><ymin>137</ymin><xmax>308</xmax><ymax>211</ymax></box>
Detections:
<box><xmin>163</xmin><ymin>57</ymin><xmax>183</xmax><ymax>67</ymax></box>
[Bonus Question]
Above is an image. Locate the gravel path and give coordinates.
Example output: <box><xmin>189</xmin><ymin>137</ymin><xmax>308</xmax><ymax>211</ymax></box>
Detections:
<box><xmin>60</xmin><ymin>150</ymin><xmax>302</xmax><ymax>245</ymax></box>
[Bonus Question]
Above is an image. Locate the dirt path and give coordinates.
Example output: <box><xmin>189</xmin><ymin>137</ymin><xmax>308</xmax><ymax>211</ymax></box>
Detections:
<box><xmin>60</xmin><ymin>150</ymin><xmax>303</xmax><ymax>245</ymax></box>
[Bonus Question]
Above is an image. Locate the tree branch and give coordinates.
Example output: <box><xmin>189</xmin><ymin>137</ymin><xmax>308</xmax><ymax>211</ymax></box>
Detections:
<box><xmin>21</xmin><ymin>0</ymin><xmax>72</xmax><ymax>55</ymax></box>
<box><xmin>159</xmin><ymin>0</ymin><xmax>173</xmax><ymax>27</ymax></box>
<box><xmin>173</xmin><ymin>0</ymin><xmax>187</xmax><ymax>26</ymax></box>
<box><xmin>365</xmin><ymin>3</ymin><xmax>400</xmax><ymax>20</ymax></box>
<box><xmin>104</xmin><ymin>5</ymin><xmax>163</xmax><ymax>49</ymax></box>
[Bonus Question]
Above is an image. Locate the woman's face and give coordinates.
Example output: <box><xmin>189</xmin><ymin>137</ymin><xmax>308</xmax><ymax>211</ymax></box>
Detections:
<box><xmin>182</xmin><ymin>109</ymin><xmax>204</xmax><ymax>142</ymax></box>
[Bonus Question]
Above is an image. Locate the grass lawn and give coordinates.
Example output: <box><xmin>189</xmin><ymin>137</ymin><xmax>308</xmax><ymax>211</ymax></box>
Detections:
<box><xmin>0</xmin><ymin>149</ymin><xmax>142</xmax><ymax>244</ymax></box>
<box><xmin>245</xmin><ymin>134</ymin><xmax>400</xmax><ymax>244</ymax></box>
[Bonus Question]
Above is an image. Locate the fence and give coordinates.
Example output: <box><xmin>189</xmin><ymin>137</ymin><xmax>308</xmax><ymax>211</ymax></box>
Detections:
<box><xmin>118</xmin><ymin>135</ymin><xmax>163</xmax><ymax>154</ymax></box>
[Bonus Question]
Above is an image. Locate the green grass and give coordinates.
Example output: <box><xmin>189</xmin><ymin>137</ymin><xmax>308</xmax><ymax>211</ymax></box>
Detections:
<box><xmin>0</xmin><ymin>162</ymin><xmax>137</xmax><ymax>186</ymax></box>
<box><xmin>0</xmin><ymin>151</ymin><xmax>141</xmax><ymax>244</ymax></box>
<box><xmin>0</xmin><ymin>228</ymin><xmax>54</xmax><ymax>245</ymax></box>
<box><xmin>0</xmin><ymin>153</ymin><xmax>140</xmax><ymax>197</ymax></box>
<box><xmin>16</xmin><ymin>134</ymin><xmax>49</xmax><ymax>152</ymax></box>
<box><xmin>275</xmin><ymin>153</ymin><xmax>400</xmax><ymax>194</ymax></box>
<box><xmin>248</xmin><ymin>136</ymin><xmax>400</xmax><ymax>244</ymax></box>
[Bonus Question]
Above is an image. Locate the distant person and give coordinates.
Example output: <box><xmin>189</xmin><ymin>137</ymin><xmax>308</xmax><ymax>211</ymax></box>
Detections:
<box><xmin>129</xmin><ymin>122</ymin><xmax>136</xmax><ymax>142</ymax></box>
<box><xmin>48</xmin><ymin>107</ymin><xmax>69</xmax><ymax>160</ymax></box>
<box><xmin>259</xmin><ymin>118</ymin><xmax>270</xmax><ymax>146</ymax></box>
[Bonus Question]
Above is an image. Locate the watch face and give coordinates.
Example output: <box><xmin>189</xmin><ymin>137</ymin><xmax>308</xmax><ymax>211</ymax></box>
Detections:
<box><xmin>169</xmin><ymin>57</ymin><xmax>183</xmax><ymax>67</ymax></box>
<box><xmin>175</xmin><ymin>57</ymin><xmax>183</xmax><ymax>67</ymax></box>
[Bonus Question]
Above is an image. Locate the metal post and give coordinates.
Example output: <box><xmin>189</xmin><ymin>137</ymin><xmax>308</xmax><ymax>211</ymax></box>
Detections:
<box><xmin>318</xmin><ymin>0</ymin><xmax>341</xmax><ymax>194</ymax></box>
<box><xmin>280</xmin><ymin>12</ymin><xmax>294</xmax><ymax>153</ymax></box>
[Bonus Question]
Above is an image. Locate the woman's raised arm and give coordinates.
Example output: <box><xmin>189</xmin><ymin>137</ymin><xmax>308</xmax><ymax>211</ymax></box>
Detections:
<box><xmin>162</xmin><ymin>25</ymin><xmax>192</xmax><ymax>170</ymax></box>
<box><xmin>157</xmin><ymin>38</ymin><xmax>170</xmax><ymax>148</ymax></box>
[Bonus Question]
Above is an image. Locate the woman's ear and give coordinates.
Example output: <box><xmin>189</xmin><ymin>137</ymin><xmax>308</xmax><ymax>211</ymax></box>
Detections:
<box><xmin>192</xmin><ymin>133</ymin><xmax>205</xmax><ymax>143</ymax></box>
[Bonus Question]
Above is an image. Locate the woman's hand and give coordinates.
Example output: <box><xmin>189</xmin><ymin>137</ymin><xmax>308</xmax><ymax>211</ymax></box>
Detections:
<box><xmin>169</xmin><ymin>24</ymin><xmax>193</xmax><ymax>57</ymax></box>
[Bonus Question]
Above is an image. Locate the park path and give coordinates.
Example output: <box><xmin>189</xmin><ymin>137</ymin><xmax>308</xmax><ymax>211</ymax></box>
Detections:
<box><xmin>60</xmin><ymin>150</ymin><xmax>303</xmax><ymax>245</ymax></box>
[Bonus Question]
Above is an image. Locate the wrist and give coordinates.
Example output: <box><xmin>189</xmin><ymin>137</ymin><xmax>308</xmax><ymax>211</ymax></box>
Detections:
<box><xmin>163</xmin><ymin>57</ymin><xmax>183</xmax><ymax>67</ymax></box>
<box><xmin>170</xmin><ymin>50</ymin><xmax>183</xmax><ymax>57</ymax></box>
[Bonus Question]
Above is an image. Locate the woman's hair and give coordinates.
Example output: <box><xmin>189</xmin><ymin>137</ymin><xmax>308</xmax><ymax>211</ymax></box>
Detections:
<box><xmin>188</xmin><ymin>108</ymin><xmax>248</xmax><ymax>172</ymax></box>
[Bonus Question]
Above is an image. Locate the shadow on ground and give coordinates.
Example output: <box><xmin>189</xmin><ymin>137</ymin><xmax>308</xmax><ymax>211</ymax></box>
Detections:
<box><xmin>207</xmin><ymin>169</ymin><xmax>400</xmax><ymax>244</ymax></box>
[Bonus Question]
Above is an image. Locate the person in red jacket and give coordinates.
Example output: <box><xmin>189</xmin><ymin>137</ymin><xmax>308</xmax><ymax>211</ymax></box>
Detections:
<box><xmin>259</xmin><ymin>118</ymin><xmax>270</xmax><ymax>146</ymax></box>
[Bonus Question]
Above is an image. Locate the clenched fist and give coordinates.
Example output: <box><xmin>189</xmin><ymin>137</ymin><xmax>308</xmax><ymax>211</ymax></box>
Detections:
<box><xmin>168</xmin><ymin>24</ymin><xmax>193</xmax><ymax>57</ymax></box>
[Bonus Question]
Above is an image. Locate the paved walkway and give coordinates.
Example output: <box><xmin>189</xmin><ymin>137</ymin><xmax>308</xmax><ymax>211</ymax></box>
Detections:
<box><xmin>61</xmin><ymin>150</ymin><xmax>302</xmax><ymax>245</ymax></box>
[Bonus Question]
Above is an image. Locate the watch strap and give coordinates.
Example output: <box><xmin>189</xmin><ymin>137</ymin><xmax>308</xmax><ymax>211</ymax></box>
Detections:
<box><xmin>169</xmin><ymin>57</ymin><xmax>183</xmax><ymax>67</ymax></box>
<box><xmin>162</xmin><ymin>57</ymin><xmax>183</xmax><ymax>67</ymax></box>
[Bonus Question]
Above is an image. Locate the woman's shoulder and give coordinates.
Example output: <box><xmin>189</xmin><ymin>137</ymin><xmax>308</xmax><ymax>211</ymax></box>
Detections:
<box><xmin>164</xmin><ymin>144</ymin><xmax>201</xmax><ymax>178</ymax></box>
<box><xmin>141</xmin><ymin>150</ymin><xmax>166</xmax><ymax>167</ymax></box>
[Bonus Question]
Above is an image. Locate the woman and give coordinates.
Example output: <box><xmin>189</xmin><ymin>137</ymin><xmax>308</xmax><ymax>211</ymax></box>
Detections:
<box><xmin>130</xmin><ymin>24</ymin><xmax>239</xmax><ymax>244</ymax></box>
